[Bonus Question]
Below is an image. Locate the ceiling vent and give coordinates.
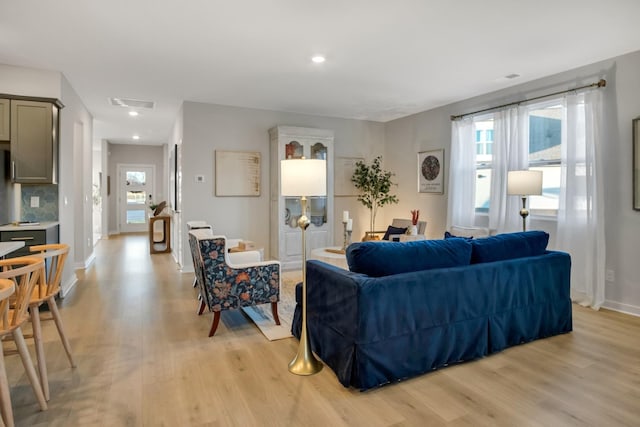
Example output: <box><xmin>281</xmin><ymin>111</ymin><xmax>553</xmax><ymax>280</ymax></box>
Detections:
<box><xmin>109</xmin><ymin>97</ymin><xmax>155</xmax><ymax>109</ymax></box>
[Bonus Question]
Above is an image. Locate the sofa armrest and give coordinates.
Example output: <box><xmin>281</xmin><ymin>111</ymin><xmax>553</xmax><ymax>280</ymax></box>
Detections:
<box><xmin>306</xmin><ymin>260</ymin><xmax>364</xmax><ymax>340</ymax></box>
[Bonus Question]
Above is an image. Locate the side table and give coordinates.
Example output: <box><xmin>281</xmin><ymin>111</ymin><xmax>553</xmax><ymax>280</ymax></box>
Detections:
<box><xmin>149</xmin><ymin>215</ymin><xmax>171</xmax><ymax>254</ymax></box>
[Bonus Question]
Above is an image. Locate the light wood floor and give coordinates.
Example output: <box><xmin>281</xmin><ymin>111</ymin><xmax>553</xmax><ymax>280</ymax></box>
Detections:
<box><xmin>4</xmin><ymin>234</ymin><xmax>640</xmax><ymax>426</ymax></box>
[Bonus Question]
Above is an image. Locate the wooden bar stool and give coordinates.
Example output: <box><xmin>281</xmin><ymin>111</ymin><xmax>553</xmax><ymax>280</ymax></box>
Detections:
<box><xmin>28</xmin><ymin>244</ymin><xmax>75</xmax><ymax>402</ymax></box>
<box><xmin>0</xmin><ymin>279</ymin><xmax>16</xmax><ymax>427</ymax></box>
<box><xmin>0</xmin><ymin>257</ymin><xmax>48</xmax><ymax>426</ymax></box>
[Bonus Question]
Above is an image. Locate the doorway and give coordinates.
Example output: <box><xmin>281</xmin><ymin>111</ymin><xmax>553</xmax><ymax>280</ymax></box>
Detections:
<box><xmin>117</xmin><ymin>164</ymin><xmax>155</xmax><ymax>233</ymax></box>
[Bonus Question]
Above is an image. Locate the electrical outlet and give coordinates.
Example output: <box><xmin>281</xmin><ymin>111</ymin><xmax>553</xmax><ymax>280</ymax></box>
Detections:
<box><xmin>605</xmin><ymin>269</ymin><xmax>615</xmax><ymax>282</ymax></box>
<box><xmin>30</xmin><ymin>196</ymin><xmax>39</xmax><ymax>208</ymax></box>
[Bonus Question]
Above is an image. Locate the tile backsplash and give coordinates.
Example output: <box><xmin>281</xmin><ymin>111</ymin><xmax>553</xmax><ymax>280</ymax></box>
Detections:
<box><xmin>21</xmin><ymin>184</ymin><xmax>58</xmax><ymax>221</ymax></box>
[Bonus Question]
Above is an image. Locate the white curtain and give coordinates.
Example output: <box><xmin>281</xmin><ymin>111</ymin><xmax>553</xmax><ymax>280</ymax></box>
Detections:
<box><xmin>447</xmin><ymin>118</ymin><xmax>476</xmax><ymax>229</ymax></box>
<box><xmin>489</xmin><ymin>107</ymin><xmax>529</xmax><ymax>233</ymax></box>
<box><xmin>556</xmin><ymin>90</ymin><xmax>605</xmax><ymax>309</ymax></box>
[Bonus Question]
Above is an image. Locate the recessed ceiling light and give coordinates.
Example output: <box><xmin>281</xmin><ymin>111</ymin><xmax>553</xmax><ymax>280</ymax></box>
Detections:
<box><xmin>129</xmin><ymin>111</ymin><xmax>139</xmax><ymax>117</ymax></box>
<box><xmin>133</xmin><ymin>135</ymin><xmax>140</xmax><ymax>140</ymax></box>
<box><xmin>311</xmin><ymin>55</ymin><xmax>326</xmax><ymax>64</ymax></box>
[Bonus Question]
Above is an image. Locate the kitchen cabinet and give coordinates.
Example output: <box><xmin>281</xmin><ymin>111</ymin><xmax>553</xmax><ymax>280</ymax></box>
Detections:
<box><xmin>0</xmin><ymin>223</ymin><xmax>60</xmax><ymax>259</ymax></box>
<box><xmin>10</xmin><ymin>99</ymin><xmax>59</xmax><ymax>184</ymax></box>
<box><xmin>0</xmin><ymin>99</ymin><xmax>9</xmax><ymax>141</ymax></box>
<box><xmin>269</xmin><ymin>126</ymin><xmax>334</xmax><ymax>270</ymax></box>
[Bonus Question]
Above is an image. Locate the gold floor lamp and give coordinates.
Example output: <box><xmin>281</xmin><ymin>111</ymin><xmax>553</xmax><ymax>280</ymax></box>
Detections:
<box><xmin>507</xmin><ymin>170</ymin><xmax>543</xmax><ymax>231</ymax></box>
<box><xmin>280</xmin><ymin>158</ymin><xmax>326</xmax><ymax>376</ymax></box>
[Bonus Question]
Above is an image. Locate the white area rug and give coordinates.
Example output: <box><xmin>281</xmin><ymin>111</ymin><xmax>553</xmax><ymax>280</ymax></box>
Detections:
<box><xmin>242</xmin><ymin>270</ymin><xmax>300</xmax><ymax>341</ymax></box>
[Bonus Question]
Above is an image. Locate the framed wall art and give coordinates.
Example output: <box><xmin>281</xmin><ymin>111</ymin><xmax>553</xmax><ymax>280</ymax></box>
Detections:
<box><xmin>418</xmin><ymin>149</ymin><xmax>444</xmax><ymax>194</ymax></box>
<box><xmin>215</xmin><ymin>150</ymin><xmax>261</xmax><ymax>196</ymax></box>
<box><xmin>634</xmin><ymin>118</ymin><xmax>640</xmax><ymax>210</ymax></box>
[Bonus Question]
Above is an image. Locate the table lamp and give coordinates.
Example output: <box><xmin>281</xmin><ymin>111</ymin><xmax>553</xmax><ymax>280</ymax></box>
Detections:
<box><xmin>281</xmin><ymin>158</ymin><xmax>326</xmax><ymax>375</ymax></box>
<box><xmin>507</xmin><ymin>170</ymin><xmax>543</xmax><ymax>231</ymax></box>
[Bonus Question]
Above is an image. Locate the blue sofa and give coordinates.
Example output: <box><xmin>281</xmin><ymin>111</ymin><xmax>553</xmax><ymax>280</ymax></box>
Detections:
<box><xmin>292</xmin><ymin>231</ymin><xmax>572</xmax><ymax>390</ymax></box>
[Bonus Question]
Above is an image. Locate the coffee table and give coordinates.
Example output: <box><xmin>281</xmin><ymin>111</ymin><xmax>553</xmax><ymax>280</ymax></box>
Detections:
<box><xmin>310</xmin><ymin>246</ymin><xmax>348</xmax><ymax>270</ymax></box>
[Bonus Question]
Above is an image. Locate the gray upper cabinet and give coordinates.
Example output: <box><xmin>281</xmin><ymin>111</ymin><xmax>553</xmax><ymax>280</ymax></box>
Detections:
<box><xmin>0</xmin><ymin>99</ymin><xmax>9</xmax><ymax>141</ymax></box>
<box><xmin>10</xmin><ymin>99</ymin><xmax>59</xmax><ymax>184</ymax></box>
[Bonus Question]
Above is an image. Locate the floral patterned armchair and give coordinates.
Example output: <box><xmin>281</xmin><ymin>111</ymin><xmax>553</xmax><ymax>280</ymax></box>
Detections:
<box><xmin>188</xmin><ymin>230</ymin><xmax>280</xmax><ymax>337</ymax></box>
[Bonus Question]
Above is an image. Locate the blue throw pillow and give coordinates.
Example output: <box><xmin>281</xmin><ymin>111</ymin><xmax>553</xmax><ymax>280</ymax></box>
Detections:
<box><xmin>470</xmin><ymin>231</ymin><xmax>549</xmax><ymax>264</ymax></box>
<box><xmin>346</xmin><ymin>238</ymin><xmax>472</xmax><ymax>277</ymax></box>
<box><xmin>444</xmin><ymin>231</ymin><xmax>473</xmax><ymax>240</ymax></box>
<box><xmin>382</xmin><ymin>225</ymin><xmax>407</xmax><ymax>241</ymax></box>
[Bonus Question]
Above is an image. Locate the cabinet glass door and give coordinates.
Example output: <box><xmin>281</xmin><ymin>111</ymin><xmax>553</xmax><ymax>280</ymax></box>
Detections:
<box><xmin>310</xmin><ymin>142</ymin><xmax>328</xmax><ymax>227</ymax></box>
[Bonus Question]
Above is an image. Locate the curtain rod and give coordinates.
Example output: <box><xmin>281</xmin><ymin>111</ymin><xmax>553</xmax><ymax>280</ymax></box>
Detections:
<box><xmin>450</xmin><ymin>78</ymin><xmax>606</xmax><ymax>121</ymax></box>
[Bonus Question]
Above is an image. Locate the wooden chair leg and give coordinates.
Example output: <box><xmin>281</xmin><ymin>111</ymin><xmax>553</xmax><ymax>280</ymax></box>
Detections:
<box><xmin>271</xmin><ymin>302</ymin><xmax>281</xmax><ymax>325</ymax></box>
<box><xmin>47</xmin><ymin>298</ymin><xmax>76</xmax><ymax>368</ymax></box>
<box><xmin>208</xmin><ymin>311</ymin><xmax>221</xmax><ymax>337</ymax></box>
<box><xmin>29</xmin><ymin>306</ymin><xmax>49</xmax><ymax>401</ymax></box>
<box><xmin>12</xmin><ymin>328</ymin><xmax>47</xmax><ymax>411</ymax></box>
<box><xmin>0</xmin><ymin>342</ymin><xmax>14</xmax><ymax>427</ymax></box>
<box><xmin>197</xmin><ymin>299</ymin><xmax>206</xmax><ymax>316</ymax></box>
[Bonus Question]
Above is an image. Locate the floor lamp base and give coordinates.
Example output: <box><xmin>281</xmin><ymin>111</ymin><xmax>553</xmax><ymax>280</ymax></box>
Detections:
<box><xmin>288</xmin><ymin>328</ymin><xmax>323</xmax><ymax>375</ymax></box>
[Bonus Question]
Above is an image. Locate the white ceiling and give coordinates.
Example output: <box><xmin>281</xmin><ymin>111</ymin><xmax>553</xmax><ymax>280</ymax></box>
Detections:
<box><xmin>1</xmin><ymin>1</ymin><xmax>639</xmax><ymax>146</ymax></box>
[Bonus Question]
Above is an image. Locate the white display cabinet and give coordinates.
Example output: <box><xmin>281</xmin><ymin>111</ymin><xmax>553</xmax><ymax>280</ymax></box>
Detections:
<box><xmin>269</xmin><ymin>126</ymin><xmax>334</xmax><ymax>270</ymax></box>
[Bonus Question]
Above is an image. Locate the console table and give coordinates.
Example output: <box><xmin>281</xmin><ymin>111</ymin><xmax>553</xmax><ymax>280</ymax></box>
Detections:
<box><xmin>149</xmin><ymin>215</ymin><xmax>171</xmax><ymax>254</ymax></box>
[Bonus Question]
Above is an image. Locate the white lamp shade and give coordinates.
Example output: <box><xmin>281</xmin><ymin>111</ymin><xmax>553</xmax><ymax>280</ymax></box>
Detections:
<box><xmin>507</xmin><ymin>170</ymin><xmax>543</xmax><ymax>196</ymax></box>
<box><xmin>280</xmin><ymin>159</ymin><xmax>327</xmax><ymax>196</ymax></box>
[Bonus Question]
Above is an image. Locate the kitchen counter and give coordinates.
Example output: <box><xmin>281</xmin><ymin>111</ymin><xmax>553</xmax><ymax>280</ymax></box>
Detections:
<box><xmin>0</xmin><ymin>221</ymin><xmax>59</xmax><ymax>232</ymax></box>
<box><xmin>0</xmin><ymin>241</ymin><xmax>25</xmax><ymax>258</ymax></box>
<box><xmin>0</xmin><ymin>222</ymin><xmax>60</xmax><ymax>259</ymax></box>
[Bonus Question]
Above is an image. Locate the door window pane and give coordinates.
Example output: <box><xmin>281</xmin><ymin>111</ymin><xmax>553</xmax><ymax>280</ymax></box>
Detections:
<box><xmin>126</xmin><ymin>210</ymin><xmax>146</xmax><ymax>224</ymax></box>
<box><xmin>126</xmin><ymin>171</ymin><xmax>147</xmax><ymax>186</ymax></box>
<box><xmin>127</xmin><ymin>190</ymin><xmax>146</xmax><ymax>204</ymax></box>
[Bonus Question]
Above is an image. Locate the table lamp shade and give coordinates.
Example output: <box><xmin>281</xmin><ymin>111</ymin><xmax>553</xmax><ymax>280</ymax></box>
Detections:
<box><xmin>281</xmin><ymin>159</ymin><xmax>326</xmax><ymax>196</ymax></box>
<box><xmin>507</xmin><ymin>170</ymin><xmax>543</xmax><ymax>196</ymax></box>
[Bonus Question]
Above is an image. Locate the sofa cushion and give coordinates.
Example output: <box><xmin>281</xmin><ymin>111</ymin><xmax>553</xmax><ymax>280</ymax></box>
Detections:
<box><xmin>444</xmin><ymin>231</ymin><xmax>473</xmax><ymax>240</ymax></box>
<box><xmin>470</xmin><ymin>231</ymin><xmax>549</xmax><ymax>264</ymax></box>
<box><xmin>346</xmin><ymin>238</ymin><xmax>472</xmax><ymax>277</ymax></box>
<box><xmin>382</xmin><ymin>225</ymin><xmax>407</xmax><ymax>241</ymax></box>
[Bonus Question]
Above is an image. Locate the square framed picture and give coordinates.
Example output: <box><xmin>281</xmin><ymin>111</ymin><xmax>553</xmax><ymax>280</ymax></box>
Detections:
<box><xmin>418</xmin><ymin>149</ymin><xmax>444</xmax><ymax>194</ymax></box>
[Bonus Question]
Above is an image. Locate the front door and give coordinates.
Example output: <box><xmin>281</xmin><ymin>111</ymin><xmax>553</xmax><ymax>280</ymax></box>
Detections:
<box><xmin>119</xmin><ymin>164</ymin><xmax>155</xmax><ymax>233</ymax></box>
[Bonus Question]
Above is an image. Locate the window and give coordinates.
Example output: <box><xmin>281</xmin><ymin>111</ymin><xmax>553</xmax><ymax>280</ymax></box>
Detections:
<box><xmin>474</xmin><ymin>119</ymin><xmax>493</xmax><ymax>213</ymax></box>
<box><xmin>474</xmin><ymin>103</ymin><xmax>562</xmax><ymax>216</ymax></box>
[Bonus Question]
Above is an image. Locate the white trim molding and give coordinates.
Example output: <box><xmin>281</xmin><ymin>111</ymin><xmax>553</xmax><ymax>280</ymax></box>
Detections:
<box><xmin>602</xmin><ymin>300</ymin><xmax>640</xmax><ymax>317</ymax></box>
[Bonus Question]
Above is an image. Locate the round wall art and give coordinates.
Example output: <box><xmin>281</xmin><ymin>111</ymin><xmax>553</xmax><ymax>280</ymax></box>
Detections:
<box><xmin>417</xmin><ymin>149</ymin><xmax>444</xmax><ymax>194</ymax></box>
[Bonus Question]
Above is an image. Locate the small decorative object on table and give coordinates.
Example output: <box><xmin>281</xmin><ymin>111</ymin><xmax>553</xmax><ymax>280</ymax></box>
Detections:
<box><xmin>341</xmin><ymin>211</ymin><xmax>352</xmax><ymax>252</ymax></box>
<box><xmin>408</xmin><ymin>209</ymin><xmax>419</xmax><ymax>235</ymax></box>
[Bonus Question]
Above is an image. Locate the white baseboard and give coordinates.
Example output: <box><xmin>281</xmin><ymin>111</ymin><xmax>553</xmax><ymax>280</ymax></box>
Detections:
<box><xmin>60</xmin><ymin>274</ymin><xmax>78</xmax><ymax>298</ymax></box>
<box><xmin>602</xmin><ymin>300</ymin><xmax>640</xmax><ymax>317</ymax></box>
<box><xmin>73</xmin><ymin>252</ymin><xmax>96</xmax><ymax>271</ymax></box>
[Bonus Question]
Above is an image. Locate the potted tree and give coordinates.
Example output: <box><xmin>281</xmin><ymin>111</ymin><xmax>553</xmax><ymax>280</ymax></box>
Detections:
<box><xmin>351</xmin><ymin>156</ymin><xmax>399</xmax><ymax>240</ymax></box>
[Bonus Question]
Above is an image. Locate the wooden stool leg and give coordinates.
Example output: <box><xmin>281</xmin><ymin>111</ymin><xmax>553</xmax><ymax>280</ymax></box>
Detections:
<box><xmin>197</xmin><ymin>299</ymin><xmax>206</xmax><ymax>316</ymax></box>
<box><xmin>0</xmin><ymin>342</ymin><xmax>15</xmax><ymax>427</ymax></box>
<box><xmin>12</xmin><ymin>328</ymin><xmax>47</xmax><ymax>411</ymax></box>
<box><xmin>47</xmin><ymin>298</ymin><xmax>76</xmax><ymax>368</ymax></box>
<box><xmin>29</xmin><ymin>306</ymin><xmax>49</xmax><ymax>401</ymax></box>
<box><xmin>271</xmin><ymin>302</ymin><xmax>280</xmax><ymax>325</ymax></box>
<box><xmin>208</xmin><ymin>312</ymin><xmax>221</xmax><ymax>337</ymax></box>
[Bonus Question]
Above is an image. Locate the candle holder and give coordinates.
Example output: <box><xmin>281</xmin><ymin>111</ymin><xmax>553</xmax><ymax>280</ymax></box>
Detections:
<box><xmin>342</xmin><ymin>220</ymin><xmax>349</xmax><ymax>251</ymax></box>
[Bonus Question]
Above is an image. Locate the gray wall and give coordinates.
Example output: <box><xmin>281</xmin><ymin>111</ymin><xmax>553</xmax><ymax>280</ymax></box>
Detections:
<box><xmin>384</xmin><ymin>49</ymin><xmax>640</xmax><ymax>314</ymax></box>
<box><xmin>179</xmin><ymin>101</ymin><xmax>385</xmax><ymax>271</ymax></box>
<box><xmin>0</xmin><ymin>64</ymin><xmax>94</xmax><ymax>294</ymax></box>
<box><xmin>107</xmin><ymin>143</ymin><xmax>165</xmax><ymax>234</ymax></box>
